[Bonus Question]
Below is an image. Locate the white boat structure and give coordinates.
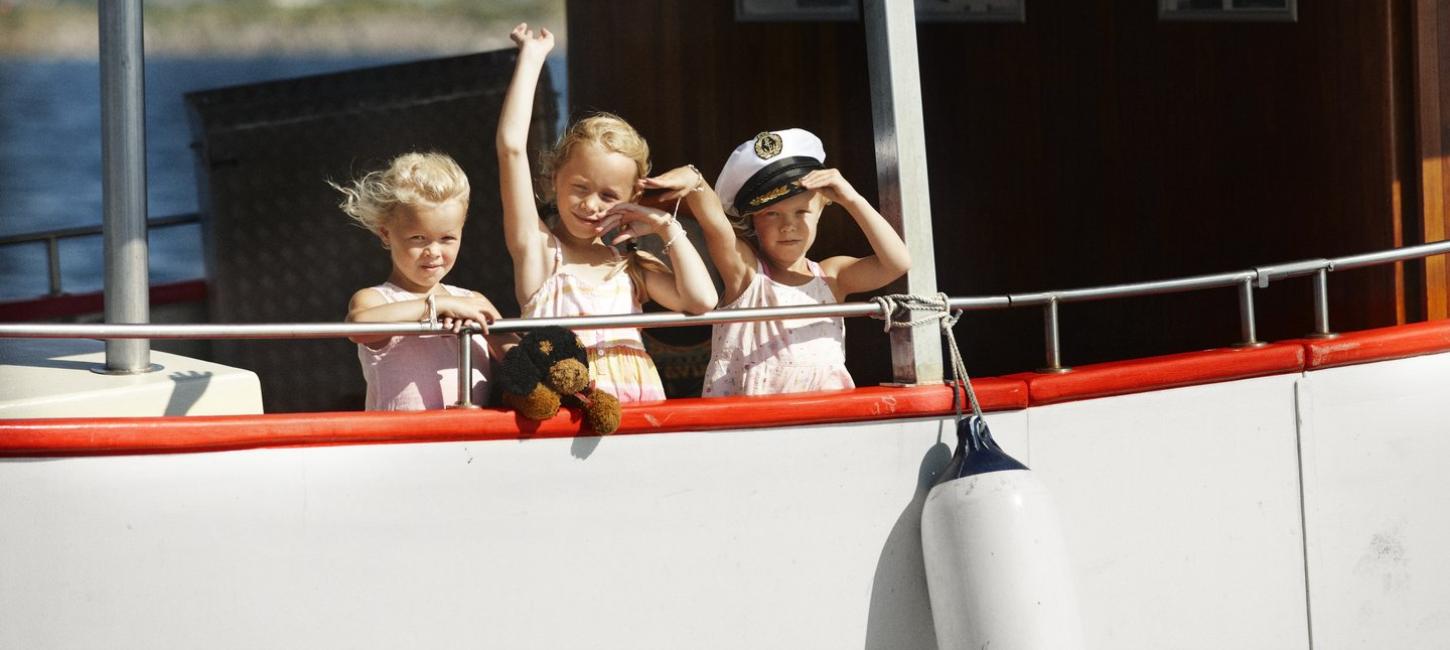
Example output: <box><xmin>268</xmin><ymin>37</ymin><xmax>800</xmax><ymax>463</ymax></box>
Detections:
<box><xmin>5</xmin><ymin>271</ymin><xmax>1450</xmax><ymax>649</ymax></box>
<box><xmin>3</xmin><ymin>2</ymin><xmax>1450</xmax><ymax>649</ymax></box>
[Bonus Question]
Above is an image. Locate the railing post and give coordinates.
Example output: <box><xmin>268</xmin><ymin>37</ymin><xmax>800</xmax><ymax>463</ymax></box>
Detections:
<box><xmin>863</xmin><ymin>0</ymin><xmax>943</xmax><ymax>385</ymax></box>
<box><xmin>1038</xmin><ymin>297</ymin><xmax>1070</xmax><ymax>373</ymax></box>
<box><xmin>97</xmin><ymin>0</ymin><xmax>156</xmax><ymax>374</ymax></box>
<box><xmin>1308</xmin><ymin>268</ymin><xmax>1337</xmax><ymax>338</ymax></box>
<box><xmin>1235</xmin><ymin>277</ymin><xmax>1263</xmax><ymax>347</ymax></box>
<box><xmin>449</xmin><ymin>330</ymin><xmax>478</xmax><ymax>409</ymax></box>
<box><xmin>46</xmin><ymin>237</ymin><xmax>62</xmax><ymax>296</ymax></box>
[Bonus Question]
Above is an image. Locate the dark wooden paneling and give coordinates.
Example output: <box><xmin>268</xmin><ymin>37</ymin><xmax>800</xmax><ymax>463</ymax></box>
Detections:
<box><xmin>566</xmin><ymin>1</ymin><xmax>885</xmax><ymax>388</ymax></box>
<box><xmin>566</xmin><ymin>0</ymin><xmax>1411</xmax><ymax>381</ymax></box>
<box><xmin>1440</xmin><ymin>0</ymin><xmax>1450</xmax><ymax>317</ymax></box>
<box><xmin>1412</xmin><ymin>0</ymin><xmax>1450</xmax><ymax>320</ymax></box>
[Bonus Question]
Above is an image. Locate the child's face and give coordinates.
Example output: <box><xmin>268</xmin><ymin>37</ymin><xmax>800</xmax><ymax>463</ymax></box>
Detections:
<box><xmin>552</xmin><ymin>142</ymin><xmax>638</xmax><ymax>240</ymax></box>
<box><xmin>749</xmin><ymin>191</ymin><xmax>826</xmax><ymax>269</ymax></box>
<box><xmin>379</xmin><ymin>199</ymin><xmax>468</xmax><ymax>293</ymax></box>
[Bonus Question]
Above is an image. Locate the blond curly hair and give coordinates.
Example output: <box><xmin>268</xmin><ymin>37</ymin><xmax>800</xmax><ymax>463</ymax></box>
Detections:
<box><xmin>332</xmin><ymin>152</ymin><xmax>470</xmax><ymax>235</ymax></box>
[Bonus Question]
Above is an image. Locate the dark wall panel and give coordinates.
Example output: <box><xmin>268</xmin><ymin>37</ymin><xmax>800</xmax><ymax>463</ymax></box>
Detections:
<box><xmin>567</xmin><ymin>0</ymin><xmax>1406</xmax><ymax>379</ymax></box>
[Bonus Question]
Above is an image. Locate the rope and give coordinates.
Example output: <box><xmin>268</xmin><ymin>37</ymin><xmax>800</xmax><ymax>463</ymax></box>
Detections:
<box><xmin>870</xmin><ymin>293</ymin><xmax>984</xmax><ymax>423</ymax></box>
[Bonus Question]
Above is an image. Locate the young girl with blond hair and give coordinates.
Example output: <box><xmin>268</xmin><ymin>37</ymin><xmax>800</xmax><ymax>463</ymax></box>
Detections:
<box><xmin>643</xmin><ymin>129</ymin><xmax>911</xmax><ymax>397</ymax></box>
<box><xmin>497</xmin><ymin>24</ymin><xmax>717</xmax><ymax>403</ymax></box>
<box><xmin>337</xmin><ymin>152</ymin><xmax>510</xmax><ymax>411</ymax></box>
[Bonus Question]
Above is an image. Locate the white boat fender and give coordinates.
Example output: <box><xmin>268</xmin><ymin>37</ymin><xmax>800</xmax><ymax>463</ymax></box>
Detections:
<box><xmin>920</xmin><ymin>415</ymin><xmax>1086</xmax><ymax>650</ymax></box>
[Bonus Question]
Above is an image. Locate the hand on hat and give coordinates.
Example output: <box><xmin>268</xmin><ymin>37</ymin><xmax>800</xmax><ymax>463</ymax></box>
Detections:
<box><xmin>797</xmin><ymin>168</ymin><xmax>860</xmax><ymax>209</ymax></box>
<box><xmin>509</xmin><ymin>23</ymin><xmax>555</xmax><ymax>58</ymax></box>
<box><xmin>638</xmin><ymin>165</ymin><xmax>707</xmax><ymax>203</ymax></box>
<box><xmin>597</xmin><ymin>202</ymin><xmax>679</xmax><ymax>246</ymax></box>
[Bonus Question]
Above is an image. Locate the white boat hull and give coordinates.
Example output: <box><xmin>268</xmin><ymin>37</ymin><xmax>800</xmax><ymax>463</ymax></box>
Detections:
<box><xmin>3</xmin><ymin>345</ymin><xmax>1450</xmax><ymax>648</ymax></box>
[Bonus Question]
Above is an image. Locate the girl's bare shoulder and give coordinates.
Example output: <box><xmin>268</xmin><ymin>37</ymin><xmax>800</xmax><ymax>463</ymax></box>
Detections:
<box><xmin>817</xmin><ymin>254</ymin><xmax>861</xmax><ymax>278</ymax></box>
<box><xmin>349</xmin><ymin>285</ymin><xmax>389</xmax><ymax>308</ymax></box>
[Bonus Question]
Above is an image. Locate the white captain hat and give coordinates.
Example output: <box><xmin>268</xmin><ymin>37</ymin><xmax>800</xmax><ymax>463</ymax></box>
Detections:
<box><xmin>715</xmin><ymin>128</ymin><xmax>827</xmax><ymax>217</ymax></box>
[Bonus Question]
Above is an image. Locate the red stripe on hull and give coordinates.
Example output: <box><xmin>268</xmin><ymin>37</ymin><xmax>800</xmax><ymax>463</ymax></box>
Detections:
<box><xmin>1302</xmin><ymin>320</ymin><xmax>1450</xmax><ymax>369</ymax></box>
<box><xmin>1011</xmin><ymin>343</ymin><xmax>1306</xmax><ymax>406</ymax></box>
<box><xmin>6</xmin><ymin>312</ymin><xmax>1450</xmax><ymax>457</ymax></box>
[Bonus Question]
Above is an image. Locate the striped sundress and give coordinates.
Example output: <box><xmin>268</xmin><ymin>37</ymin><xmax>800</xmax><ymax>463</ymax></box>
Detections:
<box><xmin>520</xmin><ymin>237</ymin><xmax>667</xmax><ymax>403</ymax></box>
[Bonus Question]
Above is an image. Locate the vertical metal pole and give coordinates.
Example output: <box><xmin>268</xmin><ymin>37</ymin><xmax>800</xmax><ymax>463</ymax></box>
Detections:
<box><xmin>46</xmin><ymin>237</ymin><xmax>62</xmax><ymax>296</ymax></box>
<box><xmin>450</xmin><ymin>331</ymin><xmax>478</xmax><ymax>409</ymax></box>
<box><xmin>1236</xmin><ymin>277</ymin><xmax>1261</xmax><ymax>347</ymax></box>
<box><xmin>1309</xmin><ymin>268</ymin><xmax>1336</xmax><ymax>338</ymax></box>
<box><xmin>1039</xmin><ymin>298</ymin><xmax>1068</xmax><ymax>373</ymax></box>
<box><xmin>863</xmin><ymin>0</ymin><xmax>943</xmax><ymax>385</ymax></box>
<box><xmin>99</xmin><ymin>0</ymin><xmax>154</xmax><ymax>373</ymax></box>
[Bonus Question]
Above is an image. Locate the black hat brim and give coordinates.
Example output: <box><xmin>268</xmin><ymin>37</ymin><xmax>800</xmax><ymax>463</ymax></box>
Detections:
<box><xmin>734</xmin><ymin>156</ymin><xmax>825</xmax><ymax>215</ymax></box>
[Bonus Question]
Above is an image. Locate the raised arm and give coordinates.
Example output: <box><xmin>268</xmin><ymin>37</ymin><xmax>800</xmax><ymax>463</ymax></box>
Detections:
<box><xmin>640</xmin><ymin>165</ymin><xmax>757</xmax><ymax>306</ymax></box>
<box><xmin>642</xmin><ymin>212</ymin><xmax>720</xmax><ymax>315</ymax></box>
<box><xmin>496</xmin><ymin>23</ymin><xmax>556</xmax><ymax>307</ymax></box>
<box><xmin>804</xmin><ymin>169</ymin><xmax>912</xmax><ymax>300</ymax></box>
<box><xmin>599</xmin><ymin>197</ymin><xmax>718</xmax><ymax>315</ymax></box>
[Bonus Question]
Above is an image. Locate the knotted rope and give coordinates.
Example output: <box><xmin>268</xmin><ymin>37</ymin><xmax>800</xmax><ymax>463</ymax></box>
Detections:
<box><xmin>870</xmin><ymin>293</ymin><xmax>983</xmax><ymax>423</ymax></box>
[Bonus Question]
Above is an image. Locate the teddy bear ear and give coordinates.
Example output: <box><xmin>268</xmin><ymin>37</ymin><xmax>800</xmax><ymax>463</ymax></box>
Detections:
<box><xmin>546</xmin><ymin>327</ymin><xmax>587</xmax><ymax>364</ymax></box>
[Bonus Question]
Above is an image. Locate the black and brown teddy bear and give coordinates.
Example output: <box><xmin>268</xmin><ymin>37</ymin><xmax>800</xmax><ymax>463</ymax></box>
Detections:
<box><xmin>499</xmin><ymin>326</ymin><xmax>621</xmax><ymax>434</ymax></box>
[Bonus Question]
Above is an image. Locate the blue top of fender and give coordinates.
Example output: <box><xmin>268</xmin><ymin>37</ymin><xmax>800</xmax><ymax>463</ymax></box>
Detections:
<box><xmin>933</xmin><ymin>416</ymin><xmax>1029</xmax><ymax>486</ymax></box>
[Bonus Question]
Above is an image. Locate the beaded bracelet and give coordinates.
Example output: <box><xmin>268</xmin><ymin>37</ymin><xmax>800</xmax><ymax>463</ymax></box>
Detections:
<box><xmin>663</xmin><ymin>194</ymin><xmax>689</xmax><ymax>254</ymax></box>
<box><xmin>685</xmin><ymin>164</ymin><xmax>706</xmax><ymax>192</ymax></box>
<box><xmin>662</xmin><ymin>220</ymin><xmax>688</xmax><ymax>254</ymax></box>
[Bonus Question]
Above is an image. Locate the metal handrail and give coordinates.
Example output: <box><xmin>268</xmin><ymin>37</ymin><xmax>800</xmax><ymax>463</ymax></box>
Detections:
<box><xmin>2</xmin><ymin>239</ymin><xmax>1449</xmax><ymax>402</ymax></box>
<box><xmin>0</xmin><ymin>306</ymin><xmax>885</xmax><ymax>339</ymax></box>
<box><xmin>0</xmin><ymin>213</ymin><xmax>200</xmax><ymax>297</ymax></box>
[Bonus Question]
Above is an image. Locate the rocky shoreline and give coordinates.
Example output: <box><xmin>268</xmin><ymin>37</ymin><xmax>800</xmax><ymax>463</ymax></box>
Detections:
<box><xmin>0</xmin><ymin>5</ymin><xmax>561</xmax><ymax>57</ymax></box>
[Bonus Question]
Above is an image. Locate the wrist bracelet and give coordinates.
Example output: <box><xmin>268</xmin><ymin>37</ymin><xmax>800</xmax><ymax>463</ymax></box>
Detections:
<box><xmin>662</xmin><ymin>221</ymin><xmax>687</xmax><ymax>254</ymax></box>
<box><xmin>685</xmin><ymin>164</ymin><xmax>706</xmax><ymax>192</ymax></box>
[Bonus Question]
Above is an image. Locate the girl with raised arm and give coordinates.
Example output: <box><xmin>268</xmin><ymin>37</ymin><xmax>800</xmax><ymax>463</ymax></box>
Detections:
<box><xmin>497</xmin><ymin>24</ymin><xmax>717</xmax><ymax>402</ymax></box>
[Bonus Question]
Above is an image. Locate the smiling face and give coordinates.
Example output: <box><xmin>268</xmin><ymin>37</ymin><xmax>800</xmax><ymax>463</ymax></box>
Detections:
<box><xmin>552</xmin><ymin>142</ymin><xmax>639</xmax><ymax>241</ymax></box>
<box><xmin>379</xmin><ymin>199</ymin><xmax>468</xmax><ymax>293</ymax></box>
<box><xmin>748</xmin><ymin>190</ymin><xmax>827</xmax><ymax>271</ymax></box>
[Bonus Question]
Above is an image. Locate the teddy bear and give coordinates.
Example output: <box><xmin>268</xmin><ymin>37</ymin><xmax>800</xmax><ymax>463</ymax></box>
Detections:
<box><xmin>498</xmin><ymin>326</ymin><xmax>621</xmax><ymax>435</ymax></box>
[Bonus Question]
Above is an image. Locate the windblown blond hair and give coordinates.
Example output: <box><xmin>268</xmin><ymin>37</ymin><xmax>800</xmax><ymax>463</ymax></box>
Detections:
<box><xmin>332</xmin><ymin>152</ymin><xmax>471</xmax><ymax>235</ymax></box>
<box><xmin>539</xmin><ymin>113</ymin><xmax>667</xmax><ymax>303</ymax></box>
<box><xmin>537</xmin><ymin>112</ymin><xmax>651</xmax><ymax>203</ymax></box>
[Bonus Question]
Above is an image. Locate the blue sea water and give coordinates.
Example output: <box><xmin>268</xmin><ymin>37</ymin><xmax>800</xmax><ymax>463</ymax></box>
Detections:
<box><xmin>0</xmin><ymin>54</ymin><xmax>567</xmax><ymax>303</ymax></box>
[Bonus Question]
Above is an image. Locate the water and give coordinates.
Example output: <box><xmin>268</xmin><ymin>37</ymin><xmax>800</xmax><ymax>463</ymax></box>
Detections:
<box><xmin>0</xmin><ymin>55</ymin><xmax>567</xmax><ymax>303</ymax></box>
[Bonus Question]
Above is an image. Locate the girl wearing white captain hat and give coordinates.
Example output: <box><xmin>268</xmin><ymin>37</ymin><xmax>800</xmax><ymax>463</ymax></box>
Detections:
<box><xmin>641</xmin><ymin>129</ymin><xmax>911</xmax><ymax>397</ymax></box>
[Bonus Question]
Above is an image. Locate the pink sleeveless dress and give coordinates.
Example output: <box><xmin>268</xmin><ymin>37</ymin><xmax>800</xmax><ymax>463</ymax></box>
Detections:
<box><xmin>356</xmin><ymin>282</ymin><xmax>492</xmax><ymax>411</ymax></box>
<box><xmin>701</xmin><ymin>260</ymin><xmax>855</xmax><ymax>397</ymax></box>
<box><xmin>520</xmin><ymin>238</ymin><xmax>667</xmax><ymax>403</ymax></box>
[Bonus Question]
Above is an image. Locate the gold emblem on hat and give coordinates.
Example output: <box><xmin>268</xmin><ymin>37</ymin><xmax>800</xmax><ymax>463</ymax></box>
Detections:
<box><xmin>749</xmin><ymin>184</ymin><xmax>793</xmax><ymax>207</ymax></box>
<box><xmin>753</xmin><ymin>132</ymin><xmax>783</xmax><ymax>159</ymax></box>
